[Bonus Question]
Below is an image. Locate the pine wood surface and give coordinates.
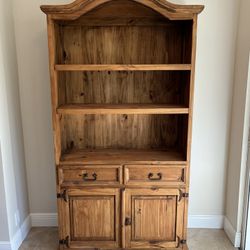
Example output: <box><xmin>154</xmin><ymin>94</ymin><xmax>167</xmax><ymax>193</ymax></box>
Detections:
<box><xmin>58</xmin><ymin>71</ymin><xmax>190</xmax><ymax>107</ymax></box>
<box><xmin>57</xmin><ymin>104</ymin><xmax>189</xmax><ymax>115</ymax></box>
<box><xmin>41</xmin><ymin>0</ymin><xmax>204</xmax><ymax>20</ymax></box>
<box><xmin>42</xmin><ymin>0</ymin><xmax>204</xmax><ymax>249</ymax></box>
<box><xmin>60</xmin><ymin>114</ymin><xmax>188</xmax><ymax>152</ymax></box>
<box><xmin>124</xmin><ymin>165</ymin><xmax>186</xmax><ymax>186</ymax></box>
<box><xmin>124</xmin><ymin>188</ymin><xmax>184</xmax><ymax>248</ymax></box>
<box><xmin>60</xmin><ymin>149</ymin><xmax>186</xmax><ymax>165</ymax></box>
<box><xmin>55</xmin><ymin>64</ymin><xmax>192</xmax><ymax>71</ymax></box>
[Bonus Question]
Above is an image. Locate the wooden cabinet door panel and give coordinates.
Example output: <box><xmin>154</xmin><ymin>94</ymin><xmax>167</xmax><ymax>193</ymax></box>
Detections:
<box><xmin>59</xmin><ymin>188</ymin><xmax>120</xmax><ymax>249</ymax></box>
<box><xmin>124</xmin><ymin>188</ymin><xmax>184</xmax><ymax>249</ymax></box>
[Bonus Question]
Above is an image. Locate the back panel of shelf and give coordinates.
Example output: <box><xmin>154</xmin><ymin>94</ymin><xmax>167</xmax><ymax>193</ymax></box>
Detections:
<box><xmin>54</xmin><ymin>0</ymin><xmax>193</xmax><ymax>65</ymax></box>
<box><xmin>60</xmin><ymin>114</ymin><xmax>188</xmax><ymax>158</ymax></box>
<box><xmin>58</xmin><ymin>71</ymin><xmax>191</xmax><ymax>106</ymax></box>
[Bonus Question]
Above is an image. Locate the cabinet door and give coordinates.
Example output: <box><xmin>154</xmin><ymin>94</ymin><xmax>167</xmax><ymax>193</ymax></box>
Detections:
<box><xmin>124</xmin><ymin>188</ymin><xmax>184</xmax><ymax>249</ymax></box>
<box><xmin>58</xmin><ymin>188</ymin><xmax>120</xmax><ymax>249</ymax></box>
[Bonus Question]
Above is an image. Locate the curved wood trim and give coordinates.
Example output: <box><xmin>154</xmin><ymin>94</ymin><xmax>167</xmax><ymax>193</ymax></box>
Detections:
<box><xmin>41</xmin><ymin>0</ymin><xmax>204</xmax><ymax>20</ymax></box>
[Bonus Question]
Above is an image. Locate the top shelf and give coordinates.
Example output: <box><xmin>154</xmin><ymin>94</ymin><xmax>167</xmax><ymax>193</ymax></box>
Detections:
<box><xmin>55</xmin><ymin>64</ymin><xmax>192</xmax><ymax>72</ymax></box>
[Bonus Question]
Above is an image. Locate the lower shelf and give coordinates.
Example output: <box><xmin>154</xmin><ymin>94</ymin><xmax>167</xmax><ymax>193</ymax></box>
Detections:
<box><xmin>60</xmin><ymin>149</ymin><xmax>187</xmax><ymax>165</ymax></box>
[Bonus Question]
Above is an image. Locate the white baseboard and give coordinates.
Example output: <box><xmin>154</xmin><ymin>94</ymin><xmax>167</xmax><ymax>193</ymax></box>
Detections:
<box><xmin>224</xmin><ymin>216</ymin><xmax>241</xmax><ymax>248</ymax></box>
<box><xmin>188</xmin><ymin>215</ymin><xmax>224</xmax><ymax>229</ymax></box>
<box><xmin>0</xmin><ymin>242</ymin><xmax>11</xmax><ymax>250</ymax></box>
<box><xmin>30</xmin><ymin>213</ymin><xmax>58</xmax><ymax>227</ymax></box>
<box><xmin>0</xmin><ymin>215</ymin><xmax>31</xmax><ymax>250</ymax></box>
<box><xmin>30</xmin><ymin>213</ymin><xmax>224</xmax><ymax>229</ymax></box>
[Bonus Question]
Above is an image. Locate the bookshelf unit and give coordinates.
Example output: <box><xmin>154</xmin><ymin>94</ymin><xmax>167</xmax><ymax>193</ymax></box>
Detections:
<box><xmin>41</xmin><ymin>0</ymin><xmax>204</xmax><ymax>249</ymax></box>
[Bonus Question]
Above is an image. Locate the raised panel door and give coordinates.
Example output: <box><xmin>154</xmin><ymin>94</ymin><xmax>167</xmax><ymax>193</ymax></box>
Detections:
<box><xmin>58</xmin><ymin>188</ymin><xmax>120</xmax><ymax>249</ymax></box>
<box><xmin>124</xmin><ymin>188</ymin><xmax>185</xmax><ymax>249</ymax></box>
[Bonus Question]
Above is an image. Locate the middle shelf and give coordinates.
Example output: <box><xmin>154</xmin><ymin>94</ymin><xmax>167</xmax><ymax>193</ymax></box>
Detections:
<box><xmin>57</xmin><ymin>104</ymin><xmax>189</xmax><ymax>115</ymax></box>
<box><xmin>55</xmin><ymin>64</ymin><xmax>192</xmax><ymax>72</ymax></box>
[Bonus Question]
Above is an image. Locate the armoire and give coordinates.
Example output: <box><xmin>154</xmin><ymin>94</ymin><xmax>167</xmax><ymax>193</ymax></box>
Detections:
<box><xmin>41</xmin><ymin>0</ymin><xmax>204</xmax><ymax>249</ymax></box>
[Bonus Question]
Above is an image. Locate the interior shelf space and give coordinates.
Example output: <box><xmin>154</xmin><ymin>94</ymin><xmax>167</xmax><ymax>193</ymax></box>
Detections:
<box><xmin>57</xmin><ymin>104</ymin><xmax>189</xmax><ymax>115</ymax></box>
<box><xmin>58</xmin><ymin>71</ymin><xmax>191</xmax><ymax>107</ymax></box>
<box><xmin>54</xmin><ymin>0</ymin><xmax>193</xmax><ymax>65</ymax></box>
<box><xmin>60</xmin><ymin>114</ymin><xmax>188</xmax><ymax>160</ymax></box>
<box><xmin>60</xmin><ymin>149</ymin><xmax>187</xmax><ymax>165</ymax></box>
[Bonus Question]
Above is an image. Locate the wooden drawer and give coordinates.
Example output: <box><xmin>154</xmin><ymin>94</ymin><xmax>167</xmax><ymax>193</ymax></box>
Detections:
<box><xmin>124</xmin><ymin>165</ymin><xmax>186</xmax><ymax>186</ymax></box>
<box><xmin>59</xmin><ymin>165</ymin><xmax>122</xmax><ymax>186</ymax></box>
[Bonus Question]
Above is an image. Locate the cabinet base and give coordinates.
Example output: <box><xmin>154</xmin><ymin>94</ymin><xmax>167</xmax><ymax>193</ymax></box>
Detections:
<box><xmin>59</xmin><ymin>247</ymin><xmax>189</xmax><ymax>250</ymax></box>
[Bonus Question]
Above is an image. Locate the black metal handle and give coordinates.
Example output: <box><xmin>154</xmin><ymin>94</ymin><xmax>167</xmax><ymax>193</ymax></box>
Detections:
<box><xmin>82</xmin><ymin>173</ymin><xmax>97</xmax><ymax>181</ymax></box>
<box><xmin>148</xmin><ymin>172</ymin><xmax>162</xmax><ymax>181</ymax></box>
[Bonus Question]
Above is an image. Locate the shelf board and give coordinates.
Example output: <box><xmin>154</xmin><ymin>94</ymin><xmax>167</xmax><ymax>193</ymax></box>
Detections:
<box><xmin>55</xmin><ymin>64</ymin><xmax>192</xmax><ymax>72</ymax></box>
<box><xmin>60</xmin><ymin>149</ymin><xmax>187</xmax><ymax>165</ymax></box>
<box><xmin>57</xmin><ymin>104</ymin><xmax>189</xmax><ymax>115</ymax></box>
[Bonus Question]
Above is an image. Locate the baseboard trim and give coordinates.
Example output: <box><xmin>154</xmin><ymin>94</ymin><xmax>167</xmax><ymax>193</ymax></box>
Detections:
<box><xmin>224</xmin><ymin>216</ymin><xmax>241</xmax><ymax>248</ymax></box>
<box><xmin>30</xmin><ymin>213</ymin><xmax>224</xmax><ymax>229</ymax></box>
<box><xmin>0</xmin><ymin>242</ymin><xmax>11</xmax><ymax>250</ymax></box>
<box><xmin>188</xmin><ymin>215</ymin><xmax>224</xmax><ymax>229</ymax></box>
<box><xmin>0</xmin><ymin>215</ymin><xmax>31</xmax><ymax>250</ymax></box>
<box><xmin>30</xmin><ymin>213</ymin><xmax>58</xmax><ymax>227</ymax></box>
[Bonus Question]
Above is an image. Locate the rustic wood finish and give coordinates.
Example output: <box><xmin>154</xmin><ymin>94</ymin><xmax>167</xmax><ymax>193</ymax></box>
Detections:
<box><xmin>124</xmin><ymin>165</ymin><xmax>186</xmax><ymax>186</ymax></box>
<box><xmin>42</xmin><ymin>0</ymin><xmax>203</xmax><ymax>249</ymax></box>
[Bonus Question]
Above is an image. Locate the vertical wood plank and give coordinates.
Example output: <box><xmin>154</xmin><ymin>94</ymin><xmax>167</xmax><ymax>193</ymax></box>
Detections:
<box><xmin>47</xmin><ymin>16</ymin><xmax>61</xmax><ymax>164</ymax></box>
<box><xmin>184</xmin><ymin>15</ymin><xmax>198</xmax><ymax>242</ymax></box>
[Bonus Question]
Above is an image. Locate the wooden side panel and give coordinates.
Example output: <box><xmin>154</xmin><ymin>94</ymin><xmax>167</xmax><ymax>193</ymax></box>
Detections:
<box><xmin>47</xmin><ymin>17</ymin><xmax>61</xmax><ymax>165</ymax></box>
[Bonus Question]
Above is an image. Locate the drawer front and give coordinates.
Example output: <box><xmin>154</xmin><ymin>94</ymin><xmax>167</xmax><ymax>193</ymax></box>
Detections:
<box><xmin>59</xmin><ymin>165</ymin><xmax>122</xmax><ymax>186</ymax></box>
<box><xmin>124</xmin><ymin>165</ymin><xmax>186</xmax><ymax>186</ymax></box>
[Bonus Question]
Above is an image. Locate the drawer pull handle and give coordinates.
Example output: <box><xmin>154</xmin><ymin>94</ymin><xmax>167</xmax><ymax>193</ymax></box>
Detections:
<box><xmin>148</xmin><ymin>173</ymin><xmax>162</xmax><ymax>181</ymax></box>
<box><xmin>82</xmin><ymin>173</ymin><xmax>97</xmax><ymax>181</ymax></box>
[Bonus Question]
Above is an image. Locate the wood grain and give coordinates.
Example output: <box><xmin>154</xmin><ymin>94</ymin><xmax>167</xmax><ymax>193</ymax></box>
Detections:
<box><xmin>124</xmin><ymin>165</ymin><xmax>186</xmax><ymax>186</ymax></box>
<box><xmin>60</xmin><ymin>165</ymin><xmax>122</xmax><ymax>186</ymax></box>
<box><xmin>42</xmin><ymin>0</ymin><xmax>204</xmax><ymax>248</ymax></box>
<box><xmin>55</xmin><ymin>24</ymin><xmax>192</xmax><ymax>65</ymax></box>
<box><xmin>60</xmin><ymin>149</ymin><xmax>186</xmax><ymax>165</ymax></box>
<box><xmin>58</xmin><ymin>71</ymin><xmax>190</xmax><ymax>107</ymax></box>
<box><xmin>55</xmin><ymin>64</ymin><xmax>192</xmax><ymax>71</ymax></box>
<box><xmin>60</xmin><ymin>114</ymin><xmax>188</xmax><ymax>152</ymax></box>
<box><xmin>41</xmin><ymin>0</ymin><xmax>204</xmax><ymax>20</ymax></box>
<box><xmin>62</xmin><ymin>188</ymin><xmax>121</xmax><ymax>248</ymax></box>
<box><xmin>57</xmin><ymin>104</ymin><xmax>189</xmax><ymax>115</ymax></box>
<box><xmin>124</xmin><ymin>188</ymin><xmax>185</xmax><ymax>248</ymax></box>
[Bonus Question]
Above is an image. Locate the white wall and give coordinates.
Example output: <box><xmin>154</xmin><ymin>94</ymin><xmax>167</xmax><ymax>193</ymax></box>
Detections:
<box><xmin>0</xmin><ymin>146</ymin><xmax>10</xmax><ymax>241</ymax></box>
<box><xmin>225</xmin><ymin>0</ymin><xmax>250</xmax><ymax>242</ymax></box>
<box><xmin>12</xmin><ymin>0</ymin><xmax>240</xmax><ymax>222</ymax></box>
<box><xmin>0</xmin><ymin>0</ymin><xmax>30</xmax><ymax>243</ymax></box>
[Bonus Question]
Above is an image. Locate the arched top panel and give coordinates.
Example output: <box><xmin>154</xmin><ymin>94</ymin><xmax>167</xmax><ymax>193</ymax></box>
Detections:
<box><xmin>41</xmin><ymin>0</ymin><xmax>204</xmax><ymax>20</ymax></box>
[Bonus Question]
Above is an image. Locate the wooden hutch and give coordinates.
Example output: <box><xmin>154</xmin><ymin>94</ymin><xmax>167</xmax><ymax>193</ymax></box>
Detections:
<box><xmin>41</xmin><ymin>0</ymin><xmax>204</xmax><ymax>249</ymax></box>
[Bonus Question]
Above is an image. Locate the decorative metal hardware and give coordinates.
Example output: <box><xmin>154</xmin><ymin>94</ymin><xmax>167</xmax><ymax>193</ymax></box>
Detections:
<box><xmin>82</xmin><ymin>173</ymin><xmax>97</xmax><ymax>181</ymax></box>
<box><xmin>148</xmin><ymin>172</ymin><xmax>162</xmax><ymax>181</ymax></box>
<box><xmin>57</xmin><ymin>190</ymin><xmax>67</xmax><ymax>202</ymax></box>
<box><xmin>125</xmin><ymin>217</ymin><xmax>132</xmax><ymax>226</ymax></box>
<box><xmin>59</xmin><ymin>236</ymin><xmax>69</xmax><ymax>247</ymax></box>
<box><xmin>177</xmin><ymin>236</ymin><xmax>187</xmax><ymax>248</ymax></box>
<box><xmin>180</xmin><ymin>239</ymin><xmax>187</xmax><ymax>244</ymax></box>
<box><xmin>178</xmin><ymin>189</ymin><xmax>189</xmax><ymax>202</ymax></box>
